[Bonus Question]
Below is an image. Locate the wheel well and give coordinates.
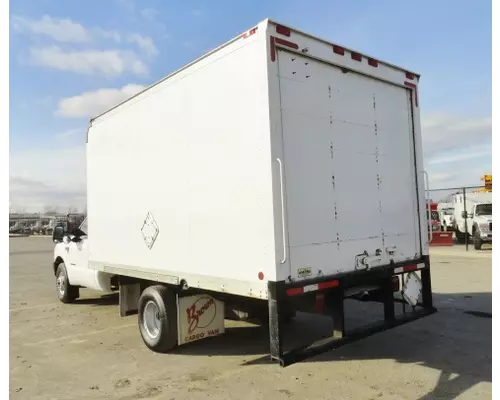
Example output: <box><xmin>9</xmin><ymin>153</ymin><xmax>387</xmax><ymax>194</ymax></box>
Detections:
<box><xmin>54</xmin><ymin>257</ymin><xmax>64</xmax><ymax>275</ymax></box>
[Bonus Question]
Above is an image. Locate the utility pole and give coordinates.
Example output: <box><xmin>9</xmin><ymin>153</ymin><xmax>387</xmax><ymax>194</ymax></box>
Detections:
<box><xmin>463</xmin><ymin>187</ymin><xmax>469</xmax><ymax>252</ymax></box>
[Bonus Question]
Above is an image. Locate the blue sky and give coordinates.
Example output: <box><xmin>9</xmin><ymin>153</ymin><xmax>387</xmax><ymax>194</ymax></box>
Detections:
<box><xmin>9</xmin><ymin>0</ymin><xmax>491</xmax><ymax>211</ymax></box>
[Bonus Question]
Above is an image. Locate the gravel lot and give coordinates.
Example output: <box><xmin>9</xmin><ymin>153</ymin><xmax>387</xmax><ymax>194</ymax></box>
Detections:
<box><xmin>9</xmin><ymin>237</ymin><xmax>491</xmax><ymax>399</ymax></box>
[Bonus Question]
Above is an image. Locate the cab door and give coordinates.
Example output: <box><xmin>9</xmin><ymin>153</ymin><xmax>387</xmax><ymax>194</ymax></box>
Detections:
<box><xmin>66</xmin><ymin>218</ymin><xmax>90</xmax><ymax>286</ymax></box>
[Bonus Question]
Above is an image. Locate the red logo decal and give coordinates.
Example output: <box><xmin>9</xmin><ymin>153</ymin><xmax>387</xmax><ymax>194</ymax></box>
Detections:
<box><xmin>186</xmin><ymin>297</ymin><xmax>216</xmax><ymax>334</ymax></box>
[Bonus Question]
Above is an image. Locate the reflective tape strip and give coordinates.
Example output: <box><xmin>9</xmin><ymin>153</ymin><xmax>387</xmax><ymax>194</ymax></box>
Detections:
<box><xmin>303</xmin><ymin>284</ymin><xmax>318</xmax><ymax>293</ymax></box>
<box><xmin>394</xmin><ymin>263</ymin><xmax>425</xmax><ymax>274</ymax></box>
<box><xmin>286</xmin><ymin>279</ymin><xmax>340</xmax><ymax>296</ymax></box>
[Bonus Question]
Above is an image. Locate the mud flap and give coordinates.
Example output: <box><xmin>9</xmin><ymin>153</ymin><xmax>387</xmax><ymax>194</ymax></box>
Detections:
<box><xmin>119</xmin><ymin>283</ymin><xmax>141</xmax><ymax>317</ymax></box>
<box><xmin>177</xmin><ymin>294</ymin><xmax>225</xmax><ymax>345</ymax></box>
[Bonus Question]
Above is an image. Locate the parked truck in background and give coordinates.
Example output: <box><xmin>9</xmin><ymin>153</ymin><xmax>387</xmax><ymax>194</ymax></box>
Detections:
<box><xmin>428</xmin><ymin>202</ymin><xmax>441</xmax><ymax>233</ymax></box>
<box><xmin>437</xmin><ymin>202</ymin><xmax>455</xmax><ymax>232</ymax></box>
<box><xmin>51</xmin><ymin>19</ymin><xmax>435</xmax><ymax>365</ymax></box>
<box><xmin>452</xmin><ymin>192</ymin><xmax>492</xmax><ymax>249</ymax></box>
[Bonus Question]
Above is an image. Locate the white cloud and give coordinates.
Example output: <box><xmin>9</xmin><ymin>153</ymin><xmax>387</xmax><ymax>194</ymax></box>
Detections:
<box><xmin>127</xmin><ymin>33</ymin><xmax>158</xmax><ymax>57</ymax></box>
<box><xmin>428</xmin><ymin>149</ymin><xmax>491</xmax><ymax>165</ymax></box>
<box><xmin>10</xmin><ymin>146</ymin><xmax>87</xmax><ymax>213</ymax></box>
<box><xmin>418</xmin><ymin>114</ymin><xmax>492</xmax><ymax>189</ymax></box>
<box><xmin>94</xmin><ymin>28</ymin><xmax>121</xmax><ymax>43</ymax></box>
<box><xmin>56</xmin><ymin>84</ymin><xmax>146</xmax><ymax>118</ymax></box>
<box><xmin>422</xmin><ymin>114</ymin><xmax>491</xmax><ymax>187</ymax></box>
<box><xmin>13</xmin><ymin>15</ymin><xmax>159</xmax><ymax>74</ymax></box>
<box><xmin>428</xmin><ymin>172</ymin><xmax>459</xmax><ymax>186</ymax></box>
<box><xmin>29</xmin><ymin>46</ymin><xmax>148</xmax><ymax>76</ymax></box>
<box><xmin>428</xmin><ymin>162</ymin><xmax>491</xmax><ymax>192</ymax></box>
<box><xmin>12</xmin><ymin>15</ymin><xmax>122</xmax><ymax>44</ymax></box>
<box><xmin>422</xmin><ymin>114</ymin><xmax>491</xmax><ymax>159</ymax></box>
<box><xmin>12</xmin><ymin>15</ymin><xmax>90</xmax><ymax>43</ymax></box>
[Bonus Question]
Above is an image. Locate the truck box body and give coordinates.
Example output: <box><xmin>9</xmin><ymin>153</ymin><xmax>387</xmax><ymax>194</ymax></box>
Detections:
<box><xmin>452</xmin><ymin>192</ymin><xmax>492</xmax><ymax>215</ymax></box>
<box><xmin>87</xmin><ymin>19</ymin><xmax>427</xmax><ymax>300</ymax></box>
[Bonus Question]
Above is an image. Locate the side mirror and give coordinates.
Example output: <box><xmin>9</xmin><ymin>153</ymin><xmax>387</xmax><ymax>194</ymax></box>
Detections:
<box><xmin>461</xmin><ymin>211</ymin><xmax>468</xmax><ymax>219</ymax></box>
<box><xmin>52</xmin><ymin>226</ymin><xmax>65</xmax><ymax>243</ymax></box>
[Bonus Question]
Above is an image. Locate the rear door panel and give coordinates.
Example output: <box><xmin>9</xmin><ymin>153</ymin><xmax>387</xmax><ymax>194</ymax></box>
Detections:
<box><xmin>277</xmin><ymin>49</ymin><xmax>420</xmax><ymax>280</ymax></box>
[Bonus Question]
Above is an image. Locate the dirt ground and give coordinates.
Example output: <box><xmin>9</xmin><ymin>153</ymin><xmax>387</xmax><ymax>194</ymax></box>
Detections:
<box><xmin>9</xmin><ymin>237</ymin><xmax>492</xmax><ymax>399</ymax></box>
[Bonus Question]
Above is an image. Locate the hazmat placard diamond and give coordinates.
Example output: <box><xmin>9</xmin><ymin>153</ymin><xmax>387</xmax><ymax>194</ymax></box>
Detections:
<box><xmin>141</xmin><ymin>212</ymin><xmax>159</xmax><ymax>249</ymax></box>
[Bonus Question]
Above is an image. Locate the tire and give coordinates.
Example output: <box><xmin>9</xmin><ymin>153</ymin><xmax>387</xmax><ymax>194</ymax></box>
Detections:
<box><xmin>138</xmin><ymin>285</ymin><xmax>178</xmax><ymax>352</ymax></box>
<box><xmin>473</xmin><ymin>230</ymin><xmax>483</xmax><ymax>250</ymax></box>
<box><xmin>455</xmin><ymin>230</ymin><xmax>466</xmax><ymax>244</ymax></box>
<box><xmin>55</xmin><ymin>263</ymin><xmax>79</xmax><ymax>303</ymax></box>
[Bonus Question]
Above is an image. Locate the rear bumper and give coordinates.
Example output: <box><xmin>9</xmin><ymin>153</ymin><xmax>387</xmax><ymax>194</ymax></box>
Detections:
<box><xmin>266</xmin><ymin>256</ymin><xmax>434</xmax><ymax>366</ymax></box>
<box><xmin>280</xmin><ymin>257</ymin><xmax>428</xmax><ymax>295</ymax></box>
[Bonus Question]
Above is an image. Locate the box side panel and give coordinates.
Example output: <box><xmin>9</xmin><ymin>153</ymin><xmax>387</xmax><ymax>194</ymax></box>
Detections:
<box><xmin>87</xmin><ymin>31</ymin><xmax>275</xmax><ymax>297</ymax></box>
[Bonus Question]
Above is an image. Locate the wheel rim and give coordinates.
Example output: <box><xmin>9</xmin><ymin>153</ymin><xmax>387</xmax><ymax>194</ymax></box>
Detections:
<box><xmin>143</xmin><ymin>300</ymin><xmax>162</xmax><ymax>339</ymax></box>
<box><xmin>56</xmin><ymin>272</ymin><xmax>66</xmax><ymax>295</ymax></box>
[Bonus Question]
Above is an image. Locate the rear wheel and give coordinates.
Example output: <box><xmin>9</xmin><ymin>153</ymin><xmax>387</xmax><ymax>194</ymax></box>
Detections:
<box><xmin>55</xmin><ymin>263</ymin><xmax>79</xmax><ymax>303</ymax></box>
<box><xmin>138</xmin><ymin>285</ymin><xmax>178</xmax><ymax>352</ymax></box>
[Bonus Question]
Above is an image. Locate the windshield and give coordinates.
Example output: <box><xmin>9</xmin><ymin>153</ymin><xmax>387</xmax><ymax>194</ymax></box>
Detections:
<box><xmin>442</xmin><ymin>209</ymin><xmax>454</xmax><ymax>215</ymax></box>
<box><xmin>475</xmin><ymin>204</ymin><xmax>492</xmax><ymax>216</ymax></box>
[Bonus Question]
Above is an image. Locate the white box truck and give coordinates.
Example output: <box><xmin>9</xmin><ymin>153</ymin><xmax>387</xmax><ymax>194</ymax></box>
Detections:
<box><xmin>451</xmin><ymin>192</ymin><xmax>492</xmax><ymax>249</ymax></box>
<box><xmin>437</xmin><ymin>202</ymin><xmax>455</xmax><ymax>231</ymax></box>
<box><xmin>52</xmin><ymin>19</ymin><xmax>435</xmax><ymax>365</ymax></box>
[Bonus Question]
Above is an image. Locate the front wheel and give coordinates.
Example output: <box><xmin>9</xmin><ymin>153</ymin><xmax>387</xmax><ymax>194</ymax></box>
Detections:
<box><xmin>473</xmin><ymin>230</ymin><xmax>483</xmax><ymax>250</ymax></box>
<box><xmin>455</xmin><ymin>230</ymin><xmax>466</xmax><ymax>244</ymax></box>
<box><xmin>138</xmin><ymin>285</ymin><xmax>178</xmax><ymax>352</ymax></box>
<box><xmin>55</xmin><ymin>263</ymin><xmax>79</xmax><ymax>303</ymax></box>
